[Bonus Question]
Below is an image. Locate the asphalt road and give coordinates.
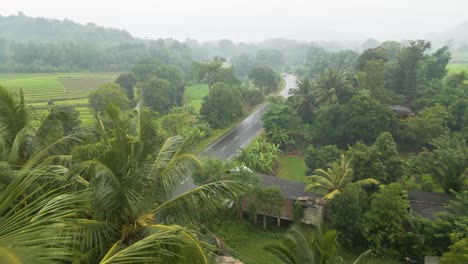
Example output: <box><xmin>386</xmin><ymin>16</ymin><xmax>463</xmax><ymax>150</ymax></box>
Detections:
<box><xmin>176</xmin><ymin>74</ymin><xmax>297</xmax><ymax>195</ymax></box>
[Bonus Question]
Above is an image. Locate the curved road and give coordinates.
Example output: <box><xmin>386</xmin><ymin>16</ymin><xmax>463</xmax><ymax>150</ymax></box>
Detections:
<box><xmin>176</xmin><ymin>74</ymin><xmax>298</xmax><ymax>194</ymax></box>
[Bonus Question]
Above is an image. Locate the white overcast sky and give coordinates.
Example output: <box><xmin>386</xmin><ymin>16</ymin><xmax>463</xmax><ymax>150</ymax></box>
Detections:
<box><xmin>1</xmin><ymin>0</ymin><xmax>467</xmax><ymax>42</ymax></box>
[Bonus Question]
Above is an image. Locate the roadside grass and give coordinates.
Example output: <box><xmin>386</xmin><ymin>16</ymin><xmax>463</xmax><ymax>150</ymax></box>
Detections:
<box><xmin>212</xmin><ymin>220</ymin><xmax>284</xmax><ymax>264</ymax></box>
<box><xmin>183</xmin><ymin>84</ymin><xmax>209</xmax><ymax>114</ymax></box>
<box><xmin>276</xmin><ymin>154</ymin><xmax>307</xmax><ymax>182</ymax></box>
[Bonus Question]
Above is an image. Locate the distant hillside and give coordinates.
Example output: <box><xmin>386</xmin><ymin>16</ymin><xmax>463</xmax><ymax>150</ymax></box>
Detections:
<box><xmin>0</xmin><ymin>13</ymin><xmax>193</xmax><ymax>73</ymax></box>
<box><xmin>0</xmin><ymin>13</ymin><xmax>133</xmax><ymax>43</ymax></box>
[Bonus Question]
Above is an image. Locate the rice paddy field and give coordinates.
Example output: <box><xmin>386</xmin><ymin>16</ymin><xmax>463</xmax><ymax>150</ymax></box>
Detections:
<box><xmin>0</xmin><ymin>72</ymin><xmax>119</xmax><ymax>124</ymax></box>
<box><xmin>0</xmin><ymin>72</ymin><xmax>210</xmax><ymax>125</ymax></box>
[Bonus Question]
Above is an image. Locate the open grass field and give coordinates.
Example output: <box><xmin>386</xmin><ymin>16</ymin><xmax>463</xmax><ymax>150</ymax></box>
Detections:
<box><xmin>447</xmin><ymin>63</ymin><xmax>468</xmax><ymax>73</ymax></box>
<box><xmin>183</xmin><ymin>84</ymin><xmax>209</xmax><ymax>113</ymax></box>
<box><xmin>276</xmin><ymin>154</ymin><xmax>307</xmax><ymax>182</ymax></box>
<box><xmin>0</xmin><ymin>72</ymin><xmax>119</xmax><ymax>124</ymax></box>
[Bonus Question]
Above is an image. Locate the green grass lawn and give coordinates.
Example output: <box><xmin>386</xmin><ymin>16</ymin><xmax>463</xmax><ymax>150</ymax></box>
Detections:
<box><xmin>212</xmin><ymin>220</ymin><xmax>285</xmax><ymax>264</ymax></box>
<box><xmin>276</xmin><ymin>154</ymin><xmax>307</xmax><ymax>182</ymax></box>
<box><xmin>183</xmin><ymin>84</ymin><xmax>209</xmax><ymax>113</ymax></box>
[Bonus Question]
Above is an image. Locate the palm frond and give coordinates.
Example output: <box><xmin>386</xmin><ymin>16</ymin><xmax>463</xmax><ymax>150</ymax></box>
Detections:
<box><xmin>153</xmin><ymin>180</ymin><xmax>251</xmax><ymax>224</ymax></box>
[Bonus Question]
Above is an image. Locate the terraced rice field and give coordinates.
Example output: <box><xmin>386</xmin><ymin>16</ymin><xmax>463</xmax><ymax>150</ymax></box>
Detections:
<box><xmin>0</xmin><ymin>72</ymin><xmax>119</xmax><ymax>124</ymax></box>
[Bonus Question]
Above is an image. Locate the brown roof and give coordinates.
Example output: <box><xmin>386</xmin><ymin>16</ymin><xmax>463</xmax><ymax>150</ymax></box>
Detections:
<box><xmin>258</xmin><ymin>174</ymin><xmax>320</xmax><ymax>200</ymax></box>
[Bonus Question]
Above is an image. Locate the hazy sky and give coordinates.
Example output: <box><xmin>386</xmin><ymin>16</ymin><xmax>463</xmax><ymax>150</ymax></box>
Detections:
<box><xmin>2</xmin><ymin>0</ymin><xmax>468</xmax><ymax>42</ymax></box>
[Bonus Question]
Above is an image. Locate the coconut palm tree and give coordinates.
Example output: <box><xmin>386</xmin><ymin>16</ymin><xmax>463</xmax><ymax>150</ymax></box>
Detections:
<box><xmin>305</xmin><ymin>155</ymin><xmax>378</xmax><ymax>200</ymax></box>
<box><xmin>0</xmin><ymin>161</ymin><xmax>83</xmax><ymax>263</ymax></box>
<box><xmin>314</xmin><ymin>68</ymin><xmax>353</xmax><ymax>106</ymax></box>
<box><xmin>266</xmin><ymin>223</ymin><xmax>371</xmax><ymax>264</ymax></box>
<box><xmin>0</xmin><ymin>86</ymin><xmax>82</xmax><ymax>193</ymax></box>
<box><xmin>290</xmin><ymin>77</ymin><xmax>315</xmax><ymax>123</ymax></box>
<box><xmin>68</xmin><ymin>104</ymin><xmax>251</xmax><ymax>263</ymax></box>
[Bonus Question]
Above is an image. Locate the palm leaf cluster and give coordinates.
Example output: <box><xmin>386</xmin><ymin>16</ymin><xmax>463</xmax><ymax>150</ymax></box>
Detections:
<box><xmin>290</xmin><ymin>68</ymin><xmax>353</xmax><ymax>122</ymax></box>
<box><xmin>306</xmin><ymin>155</ymin><xmax>379</xmax><ymax>199</ymax></box>
<box><xmin>266</xmin><ymin>224</ymin><xmax>372</xmax><ymax>264</ymax></box>
<box><xmin>0</xmin><ymin>86</ymin><xmax>251</xmax><ymax>263</ymax></box>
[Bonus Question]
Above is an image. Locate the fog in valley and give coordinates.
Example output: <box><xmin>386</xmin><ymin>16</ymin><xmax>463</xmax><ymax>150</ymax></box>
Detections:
<box><xmin>2</xmin><ymin>0</ymin><xmax>468</xmax><ymax>43</ymax></box>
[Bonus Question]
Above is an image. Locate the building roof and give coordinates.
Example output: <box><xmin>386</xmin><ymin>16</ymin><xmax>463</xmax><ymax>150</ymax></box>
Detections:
<box><xmin>388</xmin><ymin>105</ymin><xmax>414</xmax><ymax>116</ymax></box>
<box><xmin>408</xmin><ymin>190</ymin><xmax>452</xmax><ymax>220</ymax></box>
<box><xmin>258</xmin><ymin>174</ymin><xmax>320</xmax><ymax>200</ymax></box>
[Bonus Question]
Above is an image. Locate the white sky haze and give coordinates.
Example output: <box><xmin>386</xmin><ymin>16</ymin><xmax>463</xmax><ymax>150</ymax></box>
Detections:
<box><xmin>2</xmin><ymin>0</ymin><xmax>468</xmax><ymax>41</ymax></box>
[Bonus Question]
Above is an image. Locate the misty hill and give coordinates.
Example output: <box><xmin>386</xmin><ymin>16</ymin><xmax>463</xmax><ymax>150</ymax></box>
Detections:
<box><xmin>0</xmin><ymin>14</ymin><xmax>192</xmax><ymax>72</ymax></box>
<box><xmin>0</xmin><ymin>13</ymin><xmax>133</xmax><ymax>43</ymax></box>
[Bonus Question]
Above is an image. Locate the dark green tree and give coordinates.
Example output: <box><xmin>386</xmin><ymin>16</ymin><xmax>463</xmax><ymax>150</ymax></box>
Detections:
<box><xmin>304</xmin><ymin>145</ymin><xmax>341</xmax><ymax>174</ymax></box>
<box><xmin>200</xmin><ymin>82</ymin><xmax>243</xmax><ymax>128</ymax></box>
<box><xmin>115</xmin><ymin>72</ymin><xmax>136</xmax><ymax>100</ymax></box>
<box><xmin>191</xmin><ymin>56</ymin><xmax>240</xmax><ymax>89</ymax></box>
<box><xmin>88</xmin><ymin>82</ymin><xmax>130</xmax><ymax>114</ymax></box>
<box><xmin>361</xmin><ymin>183</ymin><xmax>410</xmax><ymax>256</ymax></box>
<box><xmin>248</xmin><ymin>66</ymin><xmax>281</xmax><ymax>94</ymax></box>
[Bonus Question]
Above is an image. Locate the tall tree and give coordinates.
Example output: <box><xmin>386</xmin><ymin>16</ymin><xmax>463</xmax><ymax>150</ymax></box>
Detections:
<box><xmin>361</xmin><ymin>184</ymin><xmax>410</xmax><ymax>256</ymax></box>
<box><xmin>191</xmin><ymin>56</ymin><xmax>240</xmax><ymax>89</ymax></box>
<box><xmin>314</xmin><ymin>68</ymin><xmax>353</xmax><ymax>105</ymax></box>
<box><xmin>200</xmin><ymin>82</ymin><xmax>243</xmax><ymax>128</ymax></box>
<box><xmin>115</xmin><ymin>72</ymin><xmax>136</xmax><ymax>100</ymax></box>
<box><xmin>248</xmin><ymin>66</ymin><xmax>281</xmax><ymax>94</ymax></box>
<box><xmin>290</xmin><ymin>77</ymin><xmax>316</xmax><ymax>123</ymax></box>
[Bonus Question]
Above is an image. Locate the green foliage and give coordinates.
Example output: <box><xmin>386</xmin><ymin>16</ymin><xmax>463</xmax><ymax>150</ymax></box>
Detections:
<box><xmin>237</xmin><ymin>139</ymin><xmax>281</xmax><ymax>175</ymax></box>
<box><xmin>329</xmin><ymin>185</ymin><xmax>367</xmax><ymax>249</ymax></box>
<box><xmin>306</xmin><ymin>154</ymin><xmax>378</xmax><ymax>200</ymax></box>
<box><xmin>361</xmin><ymin>184</ymin><xmax>410</xmax><ymax>257</ymax></box>
<box><xmin>88</xmin><ymin>82</ymin><xmax>130</xmax><ymax>114</ymax></box>
<box><xmin>200</xmin><ymin>82</ymin><xmax>243</xmax><ymax>128</ymax></box>
<box><xmin>289</xmin><ymin>77</ymin><xmax>316</xmax><ymax>123</ymax></box>
<box><xmin>371</xmin><ymin>132</ymin><xmax>403</xmax><ymax>183</ymax></box>
<box><xmin>44</xmin><ymin>105</ymin><xmax>81</xmax><ymax>135</ymax></box>
<box><xmin>313</xmin><ymin>91</ymin><xmax>398</xmax><ymax>147</ymax></box>
<box><xmin>315</xmin><ymin>68</ymin><xmax>354</xmax><ymax>105</ymax></box>
<box><xmin>262</xmin><ymin>101</ymin><xmax>303</xmax><ymax>148</ymax></box>
<box><xmin>248</xmin><ymin>66</ymin><xmax>282</xmax><ymax>94</ymax></box>
<box><xmin>239</xmin><ymin>86</ymin><xmax>264</xmax><ymax>109</ymax></box>
<box><xmin>304</xmin><ymin>145</ymin><xmax>341</xmax><ymax>174</ymax></box>
<box><xmin>191</xmin><ymin>56</ymin><xmax>240</xmax><ymax>88</ymax></box>
<box><xmin>265</xmin><ymin>224</ymin><xmax>368</xmax><ymax>264</ymax></box>
<box><xmin>399</xmin><ymin>104</ymin><xmax>449</xmax><ymax>149</ymax></box>
<box><xmin>387</xmin><ymin>40</ymin><xmax>431</xmax><ymax>98</ymax></box>
<box><xmin>440</xmin><ymin>237</ymin><xmax>468</xmax><ymax>264</ymax></box>
<box><xmin>115</xmin><ymin>72</ymin><xmax>136</xmax><ymax>100</ymax></box>
<box><xmin>132</xmin><ymin>58</ymin><xmax>185</xmax><ymax>113</ymax></box>
<box><xmin>429</xmin><ymin>190</ymin><xmax>468</xmax><ymax>254</ymax></box>
<box><xmin>407</xmin><ymin>135</ymin><xmax>467</xmax><ymax>192</ymax></box>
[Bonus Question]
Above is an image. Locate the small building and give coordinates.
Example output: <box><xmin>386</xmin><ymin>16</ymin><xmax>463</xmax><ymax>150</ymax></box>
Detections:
<box><xmin>240</xmin><ymin>174</ymin><xmax>324</xmax><ymax>227</ymax></box>
<box><xmin>388</xmin><ymin>105</ymin><xmax>415</xmax><ymax>118</ymax></box>
<box><xmin>424</xmin><ymin>256</ymin><xmax>440</xmax><ymax>264</ymax></box>
<box><xmin>408</xmin><ymin>190</ymin><xmax>452</xmax><ymax>220</ymax></box>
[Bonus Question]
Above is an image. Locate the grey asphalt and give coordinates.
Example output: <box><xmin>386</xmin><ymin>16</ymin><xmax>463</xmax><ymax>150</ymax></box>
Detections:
<box><xmin>175</xmin><ymin>74</ymin><xmax>297</xmax><ymax>195</ymax></box>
